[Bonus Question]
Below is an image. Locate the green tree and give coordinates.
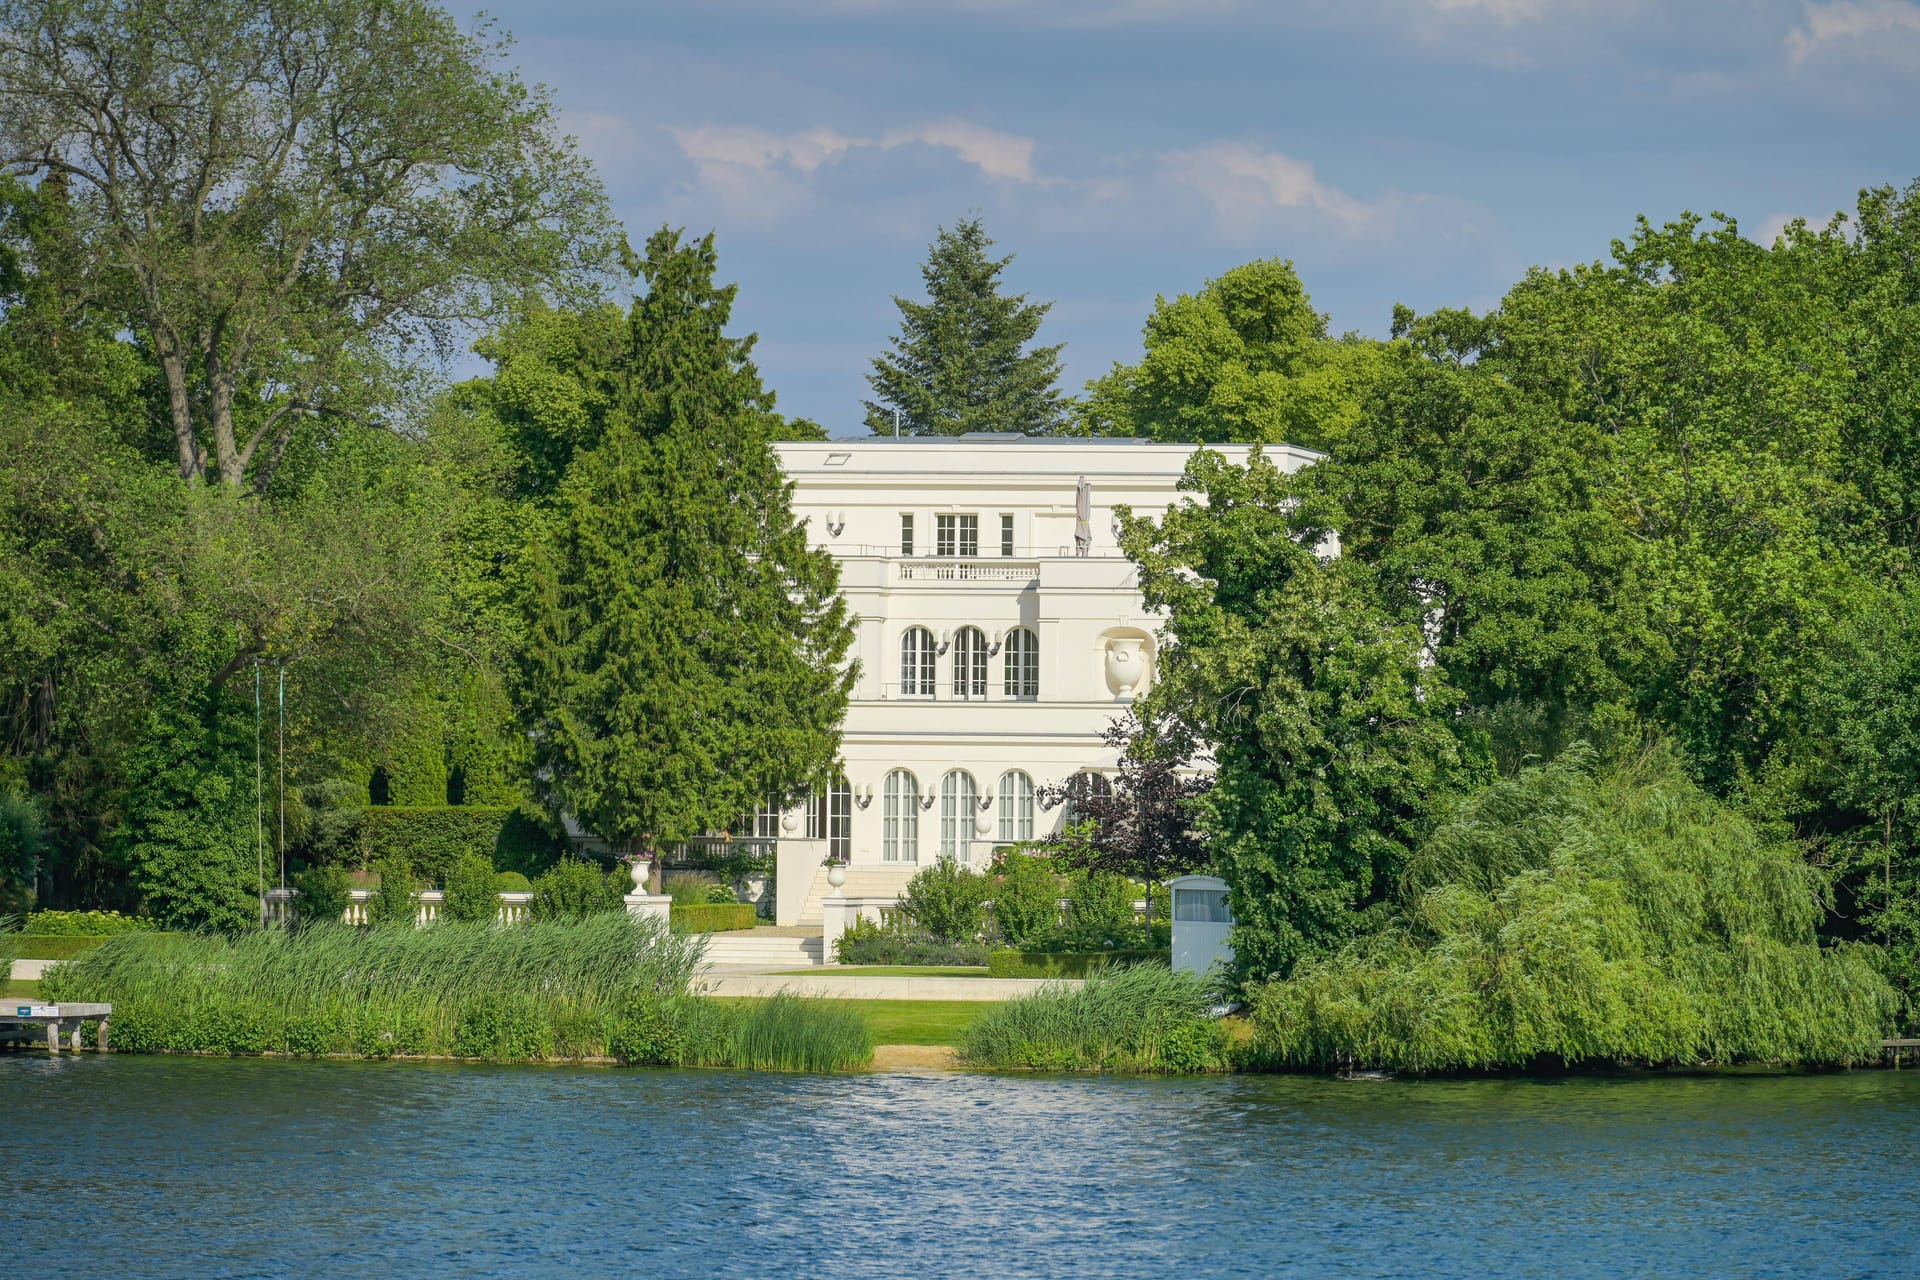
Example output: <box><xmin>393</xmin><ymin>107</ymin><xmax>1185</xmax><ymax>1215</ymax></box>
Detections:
<box><xmin>441</xmin><ymin>849</ymin><xmax>498</xmax><ymax>923</ymax></box>
<box><xmin>863</xmin><ymin>217</ymin><xmax>1066</xmax><ymax>436</ymax></box>
<box><xmin>900</xmin><ymin>857</ymin><xmax>990</xmax><ymax>943</ymax></box>
<box><xmin>368</xmin><ymin>854</ymin><xmax>416</xmax><ymax>925</ymax></box>
<box><xmin>518</xmin><ymin>228</ymin><xmax>855</xmax><ymax>849</ymax></box>
<box><xmin>0</xmin><ymin>0</ymin><xmax>614</xmax><ymax>492</ymax></box>
<box><xmin>116</xmin><ymin>701</ymin><xmax>262</xmax><ymax>931</ymax></box>
<box><xmin>1075</xmin><ymin>259</ymin><xmax>1383</xmax><ymax>449</ymax></box>
<box><xmin>1127</xmin><ymin>448</ymin><xmax>1485</xmax><ymax>980</ymax></box>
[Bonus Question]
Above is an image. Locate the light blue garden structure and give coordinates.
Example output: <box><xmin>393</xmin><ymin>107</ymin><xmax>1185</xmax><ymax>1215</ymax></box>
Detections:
<box><xmin>1167</xmin><ymin>874</ymin><xmax>1233</xmax><ymax>976</ymax></box>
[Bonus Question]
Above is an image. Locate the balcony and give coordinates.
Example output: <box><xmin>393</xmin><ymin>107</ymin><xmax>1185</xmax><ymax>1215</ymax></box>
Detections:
<box><xmin>895</xmin><ymin>559</ymin><xmax>1040</xmax><ymax>585</ymax></box>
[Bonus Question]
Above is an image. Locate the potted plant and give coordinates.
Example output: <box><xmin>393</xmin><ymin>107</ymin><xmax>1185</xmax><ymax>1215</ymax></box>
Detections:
<box><xmin>822</xmin><ymin>851</ymin><xmax>848</xmax><ymax>890</ymax></box>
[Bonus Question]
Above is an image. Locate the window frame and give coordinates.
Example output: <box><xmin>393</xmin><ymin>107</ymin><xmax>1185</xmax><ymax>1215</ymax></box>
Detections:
<box><xmin>1000</xmin><ymin>513</ymin><xmax>1015</xmax><ymax>557</ymax></box>
<box><xmin>952</xmin><ymin>626</ymin><xmax>988</xmax><ymax>699</ymax></box>
<box><xmin>935</xmin><ymin>513</ymin><xmax>979</xmax><ymax>557</ymax></box>
<box><xmin>900</xmin><ymin>627</ymin><xmax>937</xmax><ymax>698</ymax></box>
<box><xmin>998</xmin><ymin>770</ymin><xmax>1035</xmax><ymax>844</ymax></box>
<box><xmin>1003</xmin><ymin>627</ymin><xmax>1039</xmax><ymax>700</ymax></box>
<box><xmin>900</xmin><ymin>512</ymin><xmax>915</xmax><ymax>555</ymax></box>
<box><xmin>940</xmin><ymin>770</ymin><xmax>979</xmax><ymax>863</ymax></box>
<box><xmin>883</xmin><ymin>769</ymin><xmax>919</xmax><ymax>863</ymax></box>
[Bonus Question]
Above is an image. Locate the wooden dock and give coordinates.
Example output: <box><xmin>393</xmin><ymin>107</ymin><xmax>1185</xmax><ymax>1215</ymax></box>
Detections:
<box><xmin>0</xmin><ymin>1002</ymin><xmax>111</xmax><ymax>1053</ymax></box>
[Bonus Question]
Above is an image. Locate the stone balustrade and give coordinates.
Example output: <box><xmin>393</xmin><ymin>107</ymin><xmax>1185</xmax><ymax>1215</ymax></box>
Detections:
<box><xmin>261</xmin><ymin>886</ymin><xmax>535</xmax><ymax>927</ymax></box>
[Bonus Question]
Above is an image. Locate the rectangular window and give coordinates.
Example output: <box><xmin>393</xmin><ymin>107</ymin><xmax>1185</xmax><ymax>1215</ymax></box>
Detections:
<box><xmin>936</xmin><ymin>513</ymin><xmax>978</xmax><ymax>557</ymax></box>
<box><xmin>900</xmin><ymin>513</ymin><xmax>914</xmax><ymax>555</ymax></box>
<box><xmin>1000</xmin><ymin>513</ymin><xmax>1015</xmax><ymax>557</ymax></box>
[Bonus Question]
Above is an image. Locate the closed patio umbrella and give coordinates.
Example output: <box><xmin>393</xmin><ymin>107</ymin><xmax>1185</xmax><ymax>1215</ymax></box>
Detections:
<box><xmin>1074</xmin><ymin>475</ymin><xmax>1091</xmax><ymax>557</ymax></box>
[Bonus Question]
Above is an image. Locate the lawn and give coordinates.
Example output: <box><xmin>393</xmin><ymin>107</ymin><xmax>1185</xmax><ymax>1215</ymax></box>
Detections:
<box><xmin>2</xmin><ymin>978</ymin><xmax>40</xmax><ymax>999</ymax></box>
<box><xmin>770</xmin><ymin>966</ymin><xmax>993</xmax><ymax>978</ymax></box>
<box><xmin>718</xmin><ymin>997</ymin><xmax>987</xmax><ymax>1047</ymax></box>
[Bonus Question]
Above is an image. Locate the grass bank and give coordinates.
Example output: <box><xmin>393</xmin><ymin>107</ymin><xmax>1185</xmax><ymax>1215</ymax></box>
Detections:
<box><xmin>38</xmin><ymin>920</ymin><xmax>871</xmax><ymax>1070</ymax></box>
<box><xmin>957</xmin><ymin>964</ymin><xmax>1233</xmax><ymax>1074</ymax></box>
<box><xmin>718</xmin><ymin>997</ymin><xmax>988</xmax><ymax>1047</ymax></box>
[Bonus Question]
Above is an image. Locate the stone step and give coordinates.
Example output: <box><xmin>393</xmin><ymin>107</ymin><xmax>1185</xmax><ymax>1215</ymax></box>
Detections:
<box><xmin>701</xmin><ymin>933</ymin><xmax>826</xmax><ymax>968</ymax></box>
<box><xmin>794</xmin><ymin>866</ymin><xmax>920</xmax><ymax>927</ymax></box>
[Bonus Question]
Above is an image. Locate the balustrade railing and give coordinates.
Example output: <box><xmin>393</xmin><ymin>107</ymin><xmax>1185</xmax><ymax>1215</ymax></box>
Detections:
<box><xmin>262</xmin><ymin>887</ymin><xmax>536</xmax><ymax>928</ymax></box>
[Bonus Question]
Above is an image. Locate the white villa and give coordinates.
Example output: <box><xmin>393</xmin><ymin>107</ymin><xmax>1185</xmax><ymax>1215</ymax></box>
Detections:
<box><xmin>759</xmin><ymin>433</ymin><xmax>1322</xmax><ymax>928</ymax></box>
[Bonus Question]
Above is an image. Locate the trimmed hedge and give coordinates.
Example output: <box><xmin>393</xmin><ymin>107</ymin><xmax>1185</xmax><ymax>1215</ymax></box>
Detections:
<box><xmin>24</xmin><ymin>909</ymin><xmax>149</xmax><ymax>936</ymax></box>
<box><xmin>986</xmin><ymin>949</ymin><xmax>1168</xmax><ymax>979</ymax></box>
<box><xmin>670</xmin><ymin>904</ymin><xmax>758</xmax><ymax>934</ymax></box>
<box><xmin>355</xmin><ymin>806</ymin><xmax>564</xmax><ymax>884</ymax></box>
<box><xmin>11</xmin><ymin>935</ymin><xmax>113</xmax><ymax>960</ymax></box>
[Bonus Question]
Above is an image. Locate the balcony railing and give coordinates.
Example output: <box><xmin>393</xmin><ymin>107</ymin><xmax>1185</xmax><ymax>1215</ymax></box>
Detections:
<box><xmin>261</xmin><ymin>887</ymin><xmax>533</xmax><ymax>927</ymax></box>
<box><xmin>895</xmin><ymin>559</ymin><xmax>1040</xmax><ymax>584</ymax></box>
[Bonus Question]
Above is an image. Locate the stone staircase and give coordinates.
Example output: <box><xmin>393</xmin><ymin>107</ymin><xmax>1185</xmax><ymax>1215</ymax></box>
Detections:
<box><xmin>700</xmin><ymin>930</ymin><xmax>826</xmax><ymax>969</ymax></box>
<box><xmin>792</xmin><ymin>865</ymin><xmax>919</xmax><ymax>927</ymax></box>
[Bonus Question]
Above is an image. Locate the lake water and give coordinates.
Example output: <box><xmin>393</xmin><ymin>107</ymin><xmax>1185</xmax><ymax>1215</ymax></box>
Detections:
<box><xmin>7</xmin><ymin>1056</ymin><xmax>1918</xmax><ymax>1278</ymax></box>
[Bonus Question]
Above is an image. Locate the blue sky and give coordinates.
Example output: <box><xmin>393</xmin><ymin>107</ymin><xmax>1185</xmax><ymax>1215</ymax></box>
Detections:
<box><xmin>447</xmin><ymin>0</ymin><xmax>1920</xmax><ymax>433</ymax></box>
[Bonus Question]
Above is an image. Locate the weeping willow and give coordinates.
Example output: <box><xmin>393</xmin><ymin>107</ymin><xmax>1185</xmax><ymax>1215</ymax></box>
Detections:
<box><xmin>1249</xmin><ymin>744</ymin><xmax>1896</xmax><ymax>1071</ymax></box>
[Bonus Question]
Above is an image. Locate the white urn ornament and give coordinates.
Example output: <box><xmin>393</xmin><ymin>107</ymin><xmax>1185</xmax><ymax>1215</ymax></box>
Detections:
<box><xmin>1104</xmin><ymin>636</ymin><xmax>1148</xmax><ymax>698</ymax></box>
<box><xmin>826</xmin><ymin>862</ymin><xmax>848</xmax><ymax>891</ymax></box>
<box><xmin>628</xmin><ymin>858</ymin><xmax>648</xmax><ymax>891</ymax></box>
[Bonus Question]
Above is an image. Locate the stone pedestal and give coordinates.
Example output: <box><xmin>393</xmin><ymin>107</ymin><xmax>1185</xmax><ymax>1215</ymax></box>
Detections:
<box><xmin>624</xmin><ymin>892</ymin><xmax>672</xmax><ymax>927</ymax></box>
<box><xmin>820</xmin><ymin>890</ymin><xmax>856</xmax><ymax>964</ymax></box>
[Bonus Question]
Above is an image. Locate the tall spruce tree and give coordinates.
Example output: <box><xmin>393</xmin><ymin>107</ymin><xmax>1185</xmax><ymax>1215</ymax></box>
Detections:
<box><xmin>864</xmin><ymin>217</ymin><xmax>1067</xmax><ymax>435</ymax></box>
<box><xmin>519</xmin><ymin>228</ymin><xmax>855</xmax><ymax>849</ymax></box>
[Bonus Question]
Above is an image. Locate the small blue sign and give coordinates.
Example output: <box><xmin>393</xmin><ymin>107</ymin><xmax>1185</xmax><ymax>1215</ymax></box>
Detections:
<box><xmin>14</xmin><ymin>1006</ymin><xmax>28</xmax><ymax>1016</ymax></box>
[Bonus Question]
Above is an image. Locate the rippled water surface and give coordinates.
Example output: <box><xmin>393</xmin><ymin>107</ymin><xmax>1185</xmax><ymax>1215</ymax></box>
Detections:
<box><xmin>8</xmin><ymin>1056</ymin><xmax>1919</xmax><ymax>1278</ymax></box>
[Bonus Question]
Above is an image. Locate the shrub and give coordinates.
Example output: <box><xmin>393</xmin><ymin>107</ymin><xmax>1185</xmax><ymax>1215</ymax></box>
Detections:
<box><xmin>834</xmin><ymin>916</ymin><xmax>988</xmax><ymax>966</ymax></box>
<box><xmin>355</xmin><ymin>806</ymin><xmax>563</xmax><ymax>885</ymax></box>
<box><xmin>367</xmin><ymin>855</ymin><xmax>416</xmax><ymax>925</ymax></box>
<box><xmin>1067</xmin><ymin>871</ymin><xmax>1137</xmax><ymax>940</ymax></box>
<box><xmin>532</xmin><ymin>857</ymin><xmax>623</xmax><ymax>920</ymax></box>
<box><xmin>0</xmin><ymin>783</ymin><xmax>46</xmax><ymax>904</ymax></box>
<box><xmin>901</xmin><ymin>857</ymin><xmax>990</xmax><ymax>942</ymax></box>
<box><xmin>442</xmin><ymin>850</ymin><xmax>500</xmax><ymax>923</ymax></box>
<box><xmin>670</xmin><ymin>903</ymin><xmax>757</xmax><ymax>933</ymax></box>
<box><xmin>705</xmin><ymin>883</ymin><xmax>740</xmax><ymax>905</ymax></box>
<box><xmin>990</xmin><ymin>849</ymin><xmax>1062</xmax><ymax>948</ymax></box>
<box><xmin>958</xmin><ymin>963</ymin><xmax>1230</xmax><ymax>1073</ymax></box>
<box><xmin>292</xmin><ymin>865</ymin><xmax>352</xmax><ymax>926</ymax></box>
<box><xmin>1248</xmin><ymin>745</ymin><xmax>1900</xmax><ymax>1071</ymax></box>
<box><xmin>493</xmin><ymin>870</ymin><xmax>533</xmax><ymax>893</ymax></box>
<box><xmin>986</xmin><ymin>949</ymin><xmax>1166</xmax><ymax>978</ymax></box>
<box><xmin>23</xmin><ymin>910</ymin><xmax>149</xmax><ymax>936</ymax></box>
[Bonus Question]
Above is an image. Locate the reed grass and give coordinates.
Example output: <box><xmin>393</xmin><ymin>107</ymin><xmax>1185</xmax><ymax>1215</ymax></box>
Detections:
<box><xmin>40</xmin><ymin>915</ymin><xmax>706</xmax><ymax>1061</ymax></box>
<box><xmin>957</xmin><ymin>963</ymin><xmax>1232</xmax><ymax>1073</ymax></box>
<box><xmin>722</xmin><ymin>993</ymin><xmax>874</xmax><ymax>1071</ymax></box>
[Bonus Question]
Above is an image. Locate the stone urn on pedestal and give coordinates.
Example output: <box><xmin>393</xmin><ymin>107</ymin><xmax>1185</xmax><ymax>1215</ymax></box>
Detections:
<box><xmin>825</xmin><ymin>861</ymin><xmax>848</xmax><ymax>893</ymax></box>
<box><xmin>1104</xmin><ymin>636</ymin><xmax>1148</xmax><ymax>699</ymax></box>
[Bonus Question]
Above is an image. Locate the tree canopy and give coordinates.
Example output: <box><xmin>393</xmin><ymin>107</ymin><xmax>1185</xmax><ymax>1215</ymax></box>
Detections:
<box><xmin>864</xmin><ymin>216</ymin><xmax>1066</xmax><ymax>436</ymax></box>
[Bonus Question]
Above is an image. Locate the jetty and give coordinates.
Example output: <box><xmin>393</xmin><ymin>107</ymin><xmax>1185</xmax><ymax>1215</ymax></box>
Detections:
<box><xmin>0</xmin><ymin>1002</ymin><xmax>112</xmax><ymax>1053</ymax></box>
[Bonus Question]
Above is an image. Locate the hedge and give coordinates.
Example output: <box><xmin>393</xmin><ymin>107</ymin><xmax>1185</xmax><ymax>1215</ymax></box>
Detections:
<box><xmin>670</xmin><ymin>904</ymin><xmax>758</xmax><ymax>934</ymax></box>
<box><xmin>986</xmin><ymin>949</ymin><xmax>1168</xmax><ymax>979</ymax></box>
<box><xmin>354</xmin><ymin>807</ymin><xmax>564</xmax><ymax>885</ymax></box>
<box><xmin>23</xmin><ymin>909</ymin><xmax>149</xmax><ymax>937</ymax></box>
<box><xmin>10</xmin><ymin>935</ymin><xmax>114</xmax><ymax>961</ymax></box>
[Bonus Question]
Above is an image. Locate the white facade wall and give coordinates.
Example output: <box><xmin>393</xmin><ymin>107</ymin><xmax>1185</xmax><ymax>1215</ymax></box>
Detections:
<box><xmin>769</xmin><ymin>435</ymin><xmax>1319</xmax><ymax>925</ymax></box>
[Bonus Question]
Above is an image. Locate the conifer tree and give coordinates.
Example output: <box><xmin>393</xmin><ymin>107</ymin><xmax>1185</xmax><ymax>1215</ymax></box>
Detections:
<box><xmin>519</xmin><ymin>228</ymin><xmax>855</xmax><ymax>849</ymax></box>
<box><xmin>864</xmin><ymin>217</ymin><xmax>1067</xmax><ymax>435</ymax></box>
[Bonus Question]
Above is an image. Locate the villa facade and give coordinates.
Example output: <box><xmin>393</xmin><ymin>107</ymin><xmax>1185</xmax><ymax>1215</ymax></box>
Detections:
<box><xmin>764</xmin><ymin>434</ymin><xmax>1320</xmax><ymax>926</ymax></box>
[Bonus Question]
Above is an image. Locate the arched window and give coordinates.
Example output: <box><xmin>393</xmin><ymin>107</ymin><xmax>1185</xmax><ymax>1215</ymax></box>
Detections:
<box><xmin>998</xmin><ymin>771</ymin><xmax>1035</xmax><ymax>844</ymax></box>
<box><xmin>1003</xmin><ymin>627</ymin><xmax>1038</xmax><ymax>699</ymax></box>
<box><xmin>940</xmin><ymin>770</ymin><xmax>978</xmax><ymax>863</ymax></box>
<box><xmin>900</xmin><ymin>628</ymin><xmax>936</xmax><ymax>698</ymax></box>
<box><xmin>953</xmin><ymin>626</ymin><xmax>987</xmax><ymax>699</ymax></box>
<box><xmin>884</xmin><ymin>769</ymin><xmax>920</xmax><ymax>862</ymax></box>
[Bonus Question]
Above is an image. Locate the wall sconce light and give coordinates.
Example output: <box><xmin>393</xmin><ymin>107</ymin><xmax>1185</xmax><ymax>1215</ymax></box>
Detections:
<box><xmin>826</xmin><ymin>510</ymin><xmax>847</xmax><ymax>537</ymax></box>
<box><xmin>987</xmin><ymin>635</ymin><xmax>1003</xmax><ymax>657</ymax></box>
<box><xmin>976</xmin><ymin>794</ymin><xmax>993</xmax><ymax>811</ymax></box>
<box><xmin>936</xmin><ymin>629</ymin><xmax>952</xmax><ymax>656</ymax></box>
<box><xmin>918</xmin><ymin>791</ymin><xmax>936</xmax><ymax>811</ymax></box>
<box><xmin>852</xmin><ymin>783</ymin><xmax>874</xmax><ymax>810</ymax></box>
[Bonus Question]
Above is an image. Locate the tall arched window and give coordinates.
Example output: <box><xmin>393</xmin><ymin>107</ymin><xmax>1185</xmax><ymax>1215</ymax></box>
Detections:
<box><xmin>884</xmin><ymin>769</ymin><xmax>919</xmax><ymax>862</ymax></box>
<box><xmin>1003</xmin><ymin>627</ymin><xmax>1038</xmax><ymax>699</ymax></box>
<box><xmin>900</xmin><ymin>628</ymin><xmax>936</xmax><ymax>698</ymax></box>
<box><xmin>953</xmin><ymin>626</ymin><xmax>987</xmax><ymax>699</ymax></box>
<box><xmin>998</xmin><ymin>771</ymin><xmax>1035</xmax><ymax>844</ymax></box>
<box><xmin>940</xmin><ymin>770</ymin><xmax>978</xmax><ymax>863</ymax></box>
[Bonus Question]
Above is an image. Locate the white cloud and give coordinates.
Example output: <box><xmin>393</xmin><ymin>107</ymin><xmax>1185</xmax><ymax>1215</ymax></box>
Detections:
<box><xmin>884</xmin><ymin>120</ymin><xmax>1036</xmax><ymax>182</ymax></box>
<box><xmin>1786</xmin><ymin>0</ymin><xmax>1920</xmax><ymax>65</ymax></box>
<box><xmin>1159</xmin><ymin>142</ymin><xmax>1381</xmax><ymax>235</ymax></box>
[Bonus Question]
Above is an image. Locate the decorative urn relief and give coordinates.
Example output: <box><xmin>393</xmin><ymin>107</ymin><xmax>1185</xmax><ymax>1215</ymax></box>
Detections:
<box><xmin>1104</xmin><ymin>635</ymin><xmax>1149</xmax><ymax>698</ymax></box>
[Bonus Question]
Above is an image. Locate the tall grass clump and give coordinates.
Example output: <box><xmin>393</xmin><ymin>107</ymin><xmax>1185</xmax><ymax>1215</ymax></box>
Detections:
<box><xmin>958</xmin><ymin>963</ymin><xmax>1231</xmax><ymax>1073</ymax></box>
<box><xmin>1249</xmin><ymin>743</ymin><xmax>1899</xmax><ymax>1072</ymax></box>
<box><xmin>41</xmin><ymin>914</ymin><xmax>706</xmax><ymax>1061</ymax></box>
<box><xmin>725</xmin><ymin>993</ymin><xmax>873</xmax><ymax>1071</ymax></box>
